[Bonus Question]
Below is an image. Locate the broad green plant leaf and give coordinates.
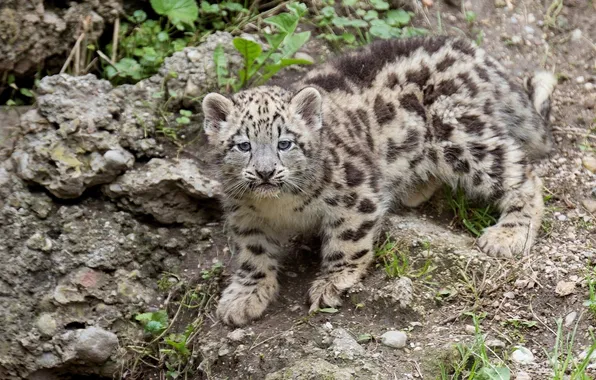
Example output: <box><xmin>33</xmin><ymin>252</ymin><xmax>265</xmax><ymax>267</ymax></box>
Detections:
<box><xmin>264</xmin><ymin>12</ymin><xmax>300</xmax><ymax>34</ymax></box>
<box><xmin>370</xmin><ymin>0</ymin><xmax>389</xmax><ymax>10</ymax></box>
<box><xmin>259</xmin><ymin>58</ymin><xmax>312</xmax><ymax>84</ymax></box>
<box><xmin>233</xmin><ymin>38</ymin><xmax>262</xmax><ymax>85</ymax></box>
<box><xmin>150</xmin><ymin>0</ymin><xmax>199</xmax><ymax>24</ymax></box>
<box><xmin>476</xmin><ymin>367</ymin><xmax>511</xmax><ymax>380</ymax></box>
<box><xmin>280</xmin><ymin>31</ymin><xmax>311</xmax><ymax>58</ymax></box>
<box><xmin>318</xmin><ymin>307</ymin><xmax>339</xmax><ymax>314</ymax></box>
<box><xmin>386</xmin><ymin>9</ymin><xmax>411</xmax><ymax>27</ymax></box>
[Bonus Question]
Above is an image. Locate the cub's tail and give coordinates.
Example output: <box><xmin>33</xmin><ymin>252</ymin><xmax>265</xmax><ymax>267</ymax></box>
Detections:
<box><xmin>524</xmin><ymin>71</ymin><xmax>557</xmax><ymax>121</ymax></box>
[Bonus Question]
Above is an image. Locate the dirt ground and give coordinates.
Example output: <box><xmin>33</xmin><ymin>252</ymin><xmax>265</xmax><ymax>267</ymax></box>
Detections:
<box><xmin>160</xmin><ymin>1</ymin><xmax>596</xmax><ymax>379</ymax></box>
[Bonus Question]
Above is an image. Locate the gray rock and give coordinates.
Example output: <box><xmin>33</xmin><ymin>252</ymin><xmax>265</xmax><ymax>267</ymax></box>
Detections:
<box><xmin>380</xmin><ymin>330</ymin><xmax>408</xmax><ymax>349</ymax></box>
<box><xmin>75</xmin><ymin>326</ymin><xmax>119</xmax><ymax>363</ymax></box>
<box><xmin>584</xmin><ymin>155</ymin><xmax>596</xmax><ymax>173</ymax></box>
<box><xmin>227</xmin><ymin>328</ymin><xmax>248</xmax><ymax>342</ymax></box>
<box><xmin>35</xmin><ymin>314</ymin><xmax>58</xmax><ymax>337</ymax></box>
<box><xmin>564</xmin><ymin>311</ymin><xmax>578</xmax><ymax>327</ymax></box>
<box><xmin>0</xmin><ymin>1</ymin><xmax>119</xmax><ymax>77</ymax></box>
<box><xmin>380</xmin><ymin>276</ymin><xmax>413</xmax><ymax>307</ymax></box>
<box><xmin>329</xmin><ymin>328</ymin><xmax>365</xmax><ymax>360</ymax></box>
<box><xmin>103</xmin><ymin>158</ymin><xmax>221</xmax><ymax>224</ymax></box>
<box><xmin>582</xmin><ymin>199</ymin><xmax>596</xmax><ymax>213</ymax></box>
<box><xmin>158</xmin><ymin>32</ymin><xmax>244</xmax><ymax>109</ymax></box>
<box><xmin>265</xmin><ymin>357</ymin><xmax>355</xmax><ymax>380</ymax></box>
<box><xmin>12</xmin><ymin>85</ymin><xmax>135</xmax><ymax>199</ymax></box>
<box><xmin>511</xmin><ymin>346</ymin><xmax>535</xmax><ymax>364</ymax></box>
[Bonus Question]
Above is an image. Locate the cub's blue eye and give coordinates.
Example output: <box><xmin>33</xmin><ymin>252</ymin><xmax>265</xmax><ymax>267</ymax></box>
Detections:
<box><xmin>237</xmin><ymin>142</ymin><xmax>251</xmax><ymax>152</ymax></box>
<box><xmin>278</xmin><ymin>140</ymin><xmax>292</xmax><ymax>151</ymax></box>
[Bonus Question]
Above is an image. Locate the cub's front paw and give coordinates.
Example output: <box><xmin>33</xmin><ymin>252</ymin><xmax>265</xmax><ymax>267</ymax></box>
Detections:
<box><xmin>216</xmin><ymin>283</ymin><xmax>274</xmax><ymax>326</ymax></box>
<box><xmin>477</xmin><ymin>224</ymin><xmax>534</xmax><ymax>258</ymax></box>
<box><xmin>308</xmin><ymin>278</ymin><xmax>342</xmax><ymax>313</ymax></box>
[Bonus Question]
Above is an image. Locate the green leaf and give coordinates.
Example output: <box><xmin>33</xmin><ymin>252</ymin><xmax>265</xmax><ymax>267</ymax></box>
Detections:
<box><xmin>19</xmin><ymin>88</ymin><xmax>34</xmax><ymax>97</ymax></box>
<box><xmin>113</xmin><ymin>58</ymin><xmax>143</xmax><ymax>80</ymax></box>
<box><xmin>180</xmin><ymin>109</ymin><xmax>192</xmax><ymax>117</ymax></box>
<box><xmin>264</xmin><ymin>13</ymin><xmax>299</xmax><ymax>34</ymax></box>
<box><xmin>150</xmin><ymin>0</ymin><xmax>199</xmax><ymax>24</ymax></box>
<box><xmin>280</xmin><ymin>31</ymin><xmax>311</xmax><ymax>59</ymax></box>
<box><xmin>363</xmin><ymin>10</ymin><xmax>379</xmax><ymax>21</ymax></box>
<box><xmin>259</xmin><ymin>58</ymin><xmax>312</xmax><ymax>84</ymax></box>
<box><xmin>133</xmin><ymin>10</ymin><xmax>147</xmax><ymax>23</ymax></box>
<box><xmin>342</xmin><ymin>0</ymin><xmax>357</xmax><ymax>6</ymax></box>
<box><xmin>176</xmin><ymin>116</ymin><xmax>190</xmax><ymax>124</ymax></box>
<box><xmin>369</xmin><ymin>22</ymin><xmax>392</xmax><ymax>39</ymax></box>
<box><xmin>370</xmin><ymin>0</ymin><xmax>389</xmax><ymax>10</ymax></box>
<box><xmin>332</xmin><ymin>17</ymin><xmax>368</xmax><ymax>28</ymax></box>
<box><xmin>233</xmin><ymin>38</ymin><xmax>262</xmax><ymax>85</ymax></box>
<box><xmin>320</xmin><ymin>6</ymin><xmax>336</xmax><ymax>18</ymax></box>
<box><xmin>286</xmin><ymin>2</ymin><xmax>308</xmax><ymax>17</ymax></box>
<box><xmin>341</xmin><ymin>32</ymin><xmax>356</xmax><ymax>44</ymax></box>
<box><xmin>357</xmin><ymin>333</ymin><xmax>373</xmax><ymax>343</ymax></box>
<box><xmin>385</xmin><ymin>9</ymin><xmax>411</xmax><ymax>27</ymax></box>
<box><xmin>200</xmin><ymin>1</ymin><xmax>219</xmax><ymax>13</ymax></box>
<box><xmin>157</xmin><ymin>31</ymin><xmax>169</xmax><ymax>42</ymax></box>
<box><xmin>213</xmin><ymin>44</ymin><xmax>229</xmax><ymax>88</ymax></box>
<box><xmin>221</xmin><ymin>2</ymin><xmax>246</xmax><ymax>12</ymax></box>
<box><xmin>476</xmin><ymin>367</ymin><xmax>510</xmax><ymax>380</ymax></box>
<box><xmin>318</xmin><ymin>307</ymin><xmax>339</xmax><ymax>314</ymax></box>
<box><xmin>145</xmin><ymin>320</ymin><xmax>165</xmax><ymax>334</ymax></box>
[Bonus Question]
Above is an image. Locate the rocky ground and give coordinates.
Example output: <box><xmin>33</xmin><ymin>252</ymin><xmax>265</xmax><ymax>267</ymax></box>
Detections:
<box><xmin>0</xmin><ymin>1</ymin><xmax>595</xmax><ymax>379</ymax></box>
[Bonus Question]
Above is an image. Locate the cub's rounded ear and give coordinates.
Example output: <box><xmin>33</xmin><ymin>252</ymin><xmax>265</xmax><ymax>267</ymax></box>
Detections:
<box><xmin>202</xmin><ymin>93</ymin><xmax>234</xmax><ymax>136</ymax></box>
<box><xmin>290</xmin><ymin>87</ymin><xmax>322</xmax><ymax>131</ymax></box>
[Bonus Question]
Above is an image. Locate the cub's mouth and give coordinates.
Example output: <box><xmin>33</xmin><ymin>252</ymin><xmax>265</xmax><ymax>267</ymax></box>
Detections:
<box><xmin>253</xmin><ymin>182</ymin><xmax>281</xmax><ymax>197</ymax></box>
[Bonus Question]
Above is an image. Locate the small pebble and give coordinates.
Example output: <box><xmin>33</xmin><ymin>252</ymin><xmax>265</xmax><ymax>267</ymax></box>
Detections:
<box><xmin>576</xmin><ymin>76</ymin><xmax>585</xmax><ymax>84</ymax></box>
<box><xmin>464</xmin><ymin>325</ymin><xmax>476</xmax><ymax>334</ymax></box>
<box><xmin>511</xmin><ymin>346</ymin><xmax>535</xmax><ymax>364</ymax></box>
<box><xmin>380</xmin><ymin>331</ymin><xmax>408</xmax><ymax>349</ymax></box>
<box><xmin>564</xmin><ymin>311</ymin><xmax>578</xmax><ymax>327</ymax></box>
<box><xmin>571</xmin><ymin>28</ymin><xmax>582</xmax><ymax>41</ymax></box>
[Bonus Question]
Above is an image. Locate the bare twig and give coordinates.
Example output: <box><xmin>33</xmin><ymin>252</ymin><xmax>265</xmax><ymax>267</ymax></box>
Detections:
<box><xmin>112</xmin><ymin>17</ymin><xmax>120</xmax><ymax>63</ymax></box>
<box><xmin>96</xmin><ymin>50</ymin><xmax>118</xmax><ymax>71</ymax></box>
<box><xmin>60</xmin><ymin>32</ymin><xmax>86</xmax><ymax>74</ymax></box>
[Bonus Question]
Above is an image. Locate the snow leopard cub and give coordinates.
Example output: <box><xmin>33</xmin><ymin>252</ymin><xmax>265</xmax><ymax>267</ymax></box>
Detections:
<box><xmin>202</xmin><ymin>36</ymin><xmax>556</xmax><ymax>326</ymax></box>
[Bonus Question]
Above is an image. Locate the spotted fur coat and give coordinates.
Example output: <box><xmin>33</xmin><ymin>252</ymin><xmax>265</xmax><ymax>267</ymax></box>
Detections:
<box><xmin>201</xmin><ymin>36</ymin><xmax>556</xmax><ymax>326</ymax></box>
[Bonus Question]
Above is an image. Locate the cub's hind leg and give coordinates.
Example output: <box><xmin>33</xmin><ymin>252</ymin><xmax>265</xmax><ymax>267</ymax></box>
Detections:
<box><xmin>437</xmin><ymin>138</ymin><xmax>543</xmax><ymax>257</ymax></box>
<box><xmin>402</xmin><ymin>176</ymin><xmax>442</xmax><ymax>208</ymax></box>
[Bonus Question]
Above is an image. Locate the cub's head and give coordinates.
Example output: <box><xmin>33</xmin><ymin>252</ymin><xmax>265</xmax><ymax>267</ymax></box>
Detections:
<box><xmin>202</xmin><ymin>86</ymin><xmax>323</xmax><ymax>199</ymax></box>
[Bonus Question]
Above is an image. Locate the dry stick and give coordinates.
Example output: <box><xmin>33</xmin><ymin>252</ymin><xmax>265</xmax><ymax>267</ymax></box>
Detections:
<box><xmin>60</xmin><ymin>32</ymin><xmax>86</xmax><ymax>74</ymax></box>
<box><xmin>112</xmin><ymin>17</ymin><xmax>120</xmax><ymax>63</ymax></box>
<box><xmin>96</xmin><ymin>50</ymin><xmax>119</xmax><ymax>73</ymax></box>
<box><xmin>83</xmin><ymin>57</ymin><xmax>98</xmax><ymax>74</ymax></box>
<box><xmin>74</xmin><ymin>39</ymin><xmax>81</xmax><ymax>76</ymax></box>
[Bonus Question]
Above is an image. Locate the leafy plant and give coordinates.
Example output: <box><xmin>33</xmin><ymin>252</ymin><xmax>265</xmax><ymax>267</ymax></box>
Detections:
<box><xmin>548</xmin><ymin>316</ymin><xmax>596</xmax><ymax>380</ymax></box>
<box><xmin>439</xmin><ymin>313</ymin><xmax>510</xmax><ymax>380</ymax></box>
<box><xmin>2</xmin><ymin>73</ymin><xmax>37</xmax><ymax>106</ymax></box>
<box><xmin>584</xmin><ymin>266</ymin><xmax>596</xmax><ymax>317</ymax></box>
<box><xmin>314</xmin><ymin>0</ymin><xmax>426</xmax><ymax>48</ymax></box>
<box><xmin>375</xmin><ymin>234</ymin><xmax>436</xmax><ymax>280</ymax></box>
<box><xmin>106</xmin><ymin>0</ymin><xmax>255</xmax><ymax>84</ymax></box>
<box><xmin>445</xmin><ymin>186</ymin><xmax>498</xmax><ymax>237</ymax></box>
<box><xmin>135</xmin><ymin>309</ymin><xmax>169</xmax><ymax>335</ymax></box>
<box><xmin>124</xmin><ymin>262</ymin><xmax>224</xmax><ymax>379</ymax></box>
<box><xmin>217</xmin><ymin>3</ymin><xmax>313</xmax><ymax>91</ymax></box>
